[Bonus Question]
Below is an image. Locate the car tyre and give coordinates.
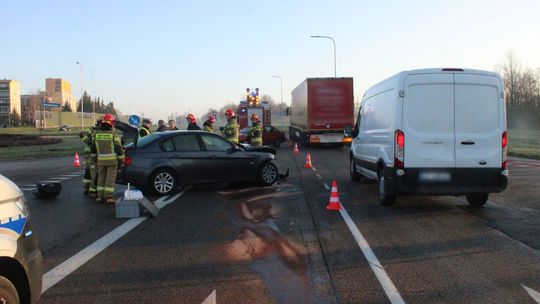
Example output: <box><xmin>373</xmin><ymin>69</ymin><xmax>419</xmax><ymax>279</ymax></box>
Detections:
<box><xmin>149</xmin><ymin>168</ymin><xmax>177</xmax><ymax>196</ymax></box>
<box><xmin>466</xmin><ymin>193</ymin><xmax>488</xmax><ymax>207</ymax></box>
<box><xmin>272</xmin><ymin>140</ymin><xmax>281</xmax><ymax>148</ymax></box>
<box><xmin>350</xmin><ymin>158</ymin><xmax>361</xmax><ymax>181</ymax></box>
<box><xmin>0</xmin><ymin>275</ymin><xmax>20</xmax><ymax>304</ymax></box>
<box><xmin>258</xmin><ymin>162</ymin><xmax>278</xmax><ymax>186</ymax></box>
<box><xmin>378</xmin><ymin>172</ymin><xmax>396</xmax><ymax>206</ymax></box>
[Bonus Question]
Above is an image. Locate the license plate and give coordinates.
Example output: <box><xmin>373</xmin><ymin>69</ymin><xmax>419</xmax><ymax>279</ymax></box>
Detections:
<box><xmin>419</xmin><ymin>171</ymin><xmax>451</xmax><ymax>182</ymax></box>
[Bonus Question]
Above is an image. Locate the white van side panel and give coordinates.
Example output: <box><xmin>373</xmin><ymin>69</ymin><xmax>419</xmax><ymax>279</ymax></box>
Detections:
<box><xmin>356</xmin><ymin>76</ymin><xmax>399</xmax><ymax>168</ymax></box>
<box><xmin>454</xmin><ymin>74</ymin><xmax>504</xmax><ymax>168</ymax></box>
<box><xmin>403</xmin><ymin>74</ymin><xmax>456</xmax><ymax>168</ymax></box>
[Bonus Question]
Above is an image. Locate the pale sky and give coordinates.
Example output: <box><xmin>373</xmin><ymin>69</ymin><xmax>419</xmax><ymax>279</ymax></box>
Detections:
<box><xmin>3</xmin><ymin>0</ymin><xmax>540</xmax><ymax>121</ymax></box>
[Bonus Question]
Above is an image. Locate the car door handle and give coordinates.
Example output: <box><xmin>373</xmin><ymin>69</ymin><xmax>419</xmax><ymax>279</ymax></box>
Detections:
<box><xmin>461</xmin><ymin>141</ymin><xmax>475</xmax><ymax>145</ymax></box>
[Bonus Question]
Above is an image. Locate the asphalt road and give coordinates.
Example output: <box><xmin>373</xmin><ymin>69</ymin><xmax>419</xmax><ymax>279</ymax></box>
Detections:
<box><xmin>1</xmin><ymin>146</ymin><xmax>539</xmax><ymax>303</ymax></box>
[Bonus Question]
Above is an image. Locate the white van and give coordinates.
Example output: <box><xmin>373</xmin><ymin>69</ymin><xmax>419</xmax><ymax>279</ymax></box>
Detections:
<box><xmin>349</xmin><ymin>68</ymin><xmax>508</xmax><ymax>206</ymax></box>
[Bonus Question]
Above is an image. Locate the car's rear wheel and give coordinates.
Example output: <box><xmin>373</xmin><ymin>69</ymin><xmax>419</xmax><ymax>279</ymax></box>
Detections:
<box><xmin>258</xmin><ymin>162</ymin><xmax>278</xmax><ymax>186</ymax></box>
<box><xmin>378</xmin><ymin>171</ymin><xmax>396</xmax><ymax>206</ymax></box>
<box><xmin>0</xmin><ymin>275</ymin><xmax>19</xmax><ymax>304</ymax></box>
<box><xmin>150</xmin><ymin>169</ymin><xmax>177</xmax><ymax>196</ymax></box>
<box><xmin>273</xmin><ymin>140</ymin><xmax>281</xmax><ymax>148</ymax></box>
<box><xmin>466</xmin><ymin>193</ymin><xmax>488</xmax><ymax>207</ymax></box>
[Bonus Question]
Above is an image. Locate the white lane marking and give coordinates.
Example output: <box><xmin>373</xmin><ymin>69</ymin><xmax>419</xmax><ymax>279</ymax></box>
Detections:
<box><xmin>201</xmin><ymin>290</ymin><xmax>217</xmax><ymax>304</ymax></box>
<box><xmin>39</xmin><ymin>180</ymin><xmax>61</xmax><ymax>184</ymax></box>
<box><xmin>339</xmin><ymin>205</ymin><xmax>405</xmax><ymax>304</ymax></box>
<box><xmin>522</xmin><ymin>284</ymin><xmax>540</xmax><ymax>303</ymax></box>
<box><xmin>316</xmin><ymin>174</ymin><xmax>322</xmax><ymax>180</ymax></box>
<box><xmin>311</xmin><ymin>167</ymin><xmax>317</xmax><ymax>172</ymax></box>
<box><xmin>42</xmin><ymin>192</ymin><xmax>186</xmax><ymax>293</ymax></box>
<box><xmin>323</xmin><ymin>183</ymin><xmax>330</xmax><ymax>191</ymax></box>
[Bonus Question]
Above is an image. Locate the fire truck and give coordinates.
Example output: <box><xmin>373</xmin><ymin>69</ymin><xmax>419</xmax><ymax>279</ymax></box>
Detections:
<box><xmin>237</xmin><ymin>88</ymin><xmax>271</xmax><ymax>129</ymax></box>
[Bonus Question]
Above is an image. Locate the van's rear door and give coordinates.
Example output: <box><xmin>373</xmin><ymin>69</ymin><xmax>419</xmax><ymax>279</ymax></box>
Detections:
<box><xmin>454</xmin><ymin>74</ymin><xmax>503</xmax><ymax>168</ymax></box>
<box><xmin>403</xmin><ymin>73</ymin><xmax>455</xmax><ymax>168</ymax></box>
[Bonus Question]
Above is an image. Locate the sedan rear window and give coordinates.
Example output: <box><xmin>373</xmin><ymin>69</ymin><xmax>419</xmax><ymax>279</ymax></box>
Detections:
<box><xmin>173</xmin><ymin>134</ymin><xmax>201</xmax><ymax>151</ymax></box>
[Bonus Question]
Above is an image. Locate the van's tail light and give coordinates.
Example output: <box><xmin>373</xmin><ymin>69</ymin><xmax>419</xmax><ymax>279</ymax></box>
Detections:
<box><xmin>395</xmin><ymin>130</ymin><xmax>405</xmax><ymax>169</ymax></box>
<box><xmin>124</xmin><ymin>155</ymin><xmax>132</xmax><ymax>167</ymax></box>
<box><xmin>502</xmin><ymin>131</ymin><xmax>507</xmax><ymax>170</ymax></box>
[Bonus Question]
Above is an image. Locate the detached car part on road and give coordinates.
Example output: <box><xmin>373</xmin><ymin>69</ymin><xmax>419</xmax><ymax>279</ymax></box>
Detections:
<box><xmin>118</xmin><ymin>131</ymin><xmax>279</xmax><ymax>195</ymax></box>
<box><xmin>0</xmin><ymin>175</ymin><xmax>43</xmax><ymax>304</ymax></box>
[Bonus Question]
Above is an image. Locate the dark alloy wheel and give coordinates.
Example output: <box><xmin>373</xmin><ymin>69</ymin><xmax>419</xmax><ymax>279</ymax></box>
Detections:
<box><xmin>466</xmin><ymin>193</ymin><xmax>489</xmax><ymax>207</ymax></box>
<box><xmin>258</xmin><ymin>162</ymin><xmax>278</xmax><ymax>186</ymax></box>
<box><xmin>0</xmin><ymin>276</ymin><xmax>19</xmax><ymax>304</ymax></box>
<box><xmin>378</xmin><ymin>172</ymin><xmax>396</xmax><ymax>206</ymax></box>
<box><xmin>150</xmin><ymin>169</ymin><xmax>177</xmax><ymax>196</ymax></box>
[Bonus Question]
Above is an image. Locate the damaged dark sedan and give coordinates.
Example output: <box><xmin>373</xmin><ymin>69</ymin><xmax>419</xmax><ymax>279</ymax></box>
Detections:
<box><xmin>117</xmin><ymin>130</ymin><xmax>280</xmax><ymax>195</ymax></box>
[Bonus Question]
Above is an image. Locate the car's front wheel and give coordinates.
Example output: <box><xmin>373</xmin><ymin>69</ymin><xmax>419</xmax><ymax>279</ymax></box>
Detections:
<box><xmin>350</xmin><ymin>158</ymin><xmax>361</xmax><ymax>181</ymax></box>
<box><xmin>0</xmin><ymin>275</ymin><xmax>20</xmax><ymax>304</ymax></box>
<box><xmin>258</xmin><ymin>162</ymin><xmax>278</xmax><ymax>186</ymax></box>
<box><xmin>149</xmin><ymin>169</ymin><xmax>178</xmax><ymax>196</ymax></box>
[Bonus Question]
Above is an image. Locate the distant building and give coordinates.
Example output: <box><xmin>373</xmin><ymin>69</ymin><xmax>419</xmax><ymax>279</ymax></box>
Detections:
<box><xmin>45</xmin><ymin>78</ymin><xmax>77</xmax><ymax>111</ymax></box>
<box><xmin>0</xmin><ymin>79</ymin><xmax>21</xmax><ymax>125</ymax></box>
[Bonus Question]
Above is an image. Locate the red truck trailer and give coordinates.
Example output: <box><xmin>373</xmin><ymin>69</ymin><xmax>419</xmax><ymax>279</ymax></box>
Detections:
<box><xmin>289</xmin><ymin>78</ymin><xmax>354</xmax><ymax>145</ymax></box>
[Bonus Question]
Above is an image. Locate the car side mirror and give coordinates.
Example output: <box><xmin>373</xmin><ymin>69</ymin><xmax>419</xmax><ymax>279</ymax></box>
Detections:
<box><xmin>344</xmin><ymin>124</ymin><xmax>353</xmax><ymax>137</ymax></box>
<box><xmin>351</xmin><ymin>124</ymin><xmax>359</xmax><ymax>138</ymax></box>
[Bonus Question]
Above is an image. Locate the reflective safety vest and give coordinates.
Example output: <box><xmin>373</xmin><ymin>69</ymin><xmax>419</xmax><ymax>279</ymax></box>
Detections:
<box><xmin>92</xmin><ymin>130</ymin><xmax>124</xmax><ymax>166</ymax></box>
<box><xmin>139</xmin><ymin>127</ymin><xmax>150</xmax><ymax>138</ymax></box>
<box><xmin>248</xmin><ymin>122</ymin><xmax>262</xmax><ymax>144</ymax></box>
<box><xmin>221</xmin><ymin>118</ymin><xmax>239</xmax><ymax>143</ymax></box>
<box><xmin>203</xmin><ymin>122</ymin><xmax>213</xmax><ymax>132</ymax></box>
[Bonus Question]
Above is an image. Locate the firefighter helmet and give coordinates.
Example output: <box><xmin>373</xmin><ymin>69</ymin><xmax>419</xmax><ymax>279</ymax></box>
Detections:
<box><xmin>250</xmin><ymin>113</ymin><xmax>259</xmax><ymax>122</ymax></box>
<box><xmin>225</xmin><ymin>109</ymin><xmax>235</xmax><ymax>118</ymax></box>
<box><xmin>186</xmin><ymin>113</ymin><xmax>196</xmax><ymax>123</ymax></box>
<box><xmin>207</xmin><ymin>115</ymin><xmax>216</xmax><ymax>123</ymax></box>
<box><xmin>102</xmin><ymin>114</ymin><xmax>115</xmax><ymax>126</ymax></box>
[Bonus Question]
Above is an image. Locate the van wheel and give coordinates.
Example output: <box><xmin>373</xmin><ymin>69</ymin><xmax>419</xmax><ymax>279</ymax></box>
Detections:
<box><xmin>466</xmin><ymin>193</ymin><xmax>488</xmax><ymax>207</ymax></box>
<box><xmin>0</xmin><ymin>275</ymin><xmax>20</xmax><ymax>304</ymax></box>
<box><xmin>378</xmin><ymin>173</ymin><xmax>396</xmax><ymax>206</ymax></box>
<box><xmin>350</xmin><ymin>158</ymin><xmax>361</xmax><ymax>181</ymax></box>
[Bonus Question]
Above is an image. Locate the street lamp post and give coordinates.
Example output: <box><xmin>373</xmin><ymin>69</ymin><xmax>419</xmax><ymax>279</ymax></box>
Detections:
<box><xmin>76</xmin><ymin>61</ymin><xmax>84</xmax><ymax>130</ymax></box>
<box><xmin>271</xmin><ymin>75</ymin><xmax>283</xmax><ymax>104</ymax></box>
<box><xmin>310</xmin><ymin>35</ymin><xmax>336</xmax><ymax>77</ymax></box>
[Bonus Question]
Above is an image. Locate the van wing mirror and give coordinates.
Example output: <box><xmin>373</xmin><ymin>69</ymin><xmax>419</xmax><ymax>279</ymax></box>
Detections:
<box><xmin>351</xmin><ymin>124</ymin><xmax>359</xmax><ymax>138</ymax></box>
<box><xmin>343</xmin><ymin>124</ymin><xmax>353</xmax><ymax>137</ymax></box>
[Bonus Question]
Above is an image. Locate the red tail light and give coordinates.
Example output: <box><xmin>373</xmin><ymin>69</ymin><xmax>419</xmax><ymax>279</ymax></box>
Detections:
<box><xmin>395</xmin><ymin>130</ymin><xmax>405</xmax><ymax>169</ymax></box>
<box><xmin>124</xmin><ymin>155</ymin><xmax>132</xmax><ymax>167</ymax></box>
<box><xmin>502</xmin><ymin>131</ymin><xmax>507</xmax><ymax>169</ymax></box>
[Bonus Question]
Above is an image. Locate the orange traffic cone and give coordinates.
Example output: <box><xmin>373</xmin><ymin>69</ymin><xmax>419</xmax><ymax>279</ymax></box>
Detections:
<box><xmin>326</xmin><ymin>180</ymin><xmax>342</xmax><ymax>211</ymax></box>
<box><xmin>293</xmin><ymin>143</ymin><xmax>299</xmax><ymax>155</ymax></box>
<box><xmin>73</xmin><ymin>152</ymin><xmax>81</xmax><ymax>167</ymax></box>
<box><xmin>304</xmin><ymin>152</ymin><xmax>313</xmax><ymax>169</ymax></box>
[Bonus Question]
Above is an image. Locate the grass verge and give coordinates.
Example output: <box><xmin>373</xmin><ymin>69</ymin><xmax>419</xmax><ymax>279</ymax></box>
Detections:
<box><xmin>0</xmin><ymin>136</ymin><xmax>84</xmax><ymax>161</ymax></box>
<box><xmin>508</xmin><ymin>128</ymin><xmax>540</xmax><ymax>160</ymax></box>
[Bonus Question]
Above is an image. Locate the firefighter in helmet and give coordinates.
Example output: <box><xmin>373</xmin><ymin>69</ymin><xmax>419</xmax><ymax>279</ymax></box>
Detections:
<box><xmin>80</xmin><ymin>117</ymin><xmax>101</xmax><ymax>194</ymax></box>
<box><xmin>139</xmin><ymin>118</ymin><xmax>152</xmax><ymax>138</ymax></box>
<box><xmin>91</xmin><ymin>114</ymin><xmax>124</xmax><ymax>204</ymax></box>
<box><xmin>186</xmin><ymin>113</ymin><xmax>201</xmax><ymax>130</ymax></box>
<box><xmin>220</xmin><ymin>109</ymin><xmax>239</xmax><ymax>143</ymax></box>
<box><xmin>247</xmin><ymin>113</ymin><xmax>263</xmax><ymax>146</ymax></box>
<box><xmin>203</xmin><ymin>115</ymin><xmax>215</xmax><ymax>132</ymax></box>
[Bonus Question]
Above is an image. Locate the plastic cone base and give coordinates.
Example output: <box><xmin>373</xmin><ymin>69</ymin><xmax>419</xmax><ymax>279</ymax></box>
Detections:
<box><xmin>326</xmin><ymin>202</ymin><xmax>341</xmax><ymax>211</ymax></box>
